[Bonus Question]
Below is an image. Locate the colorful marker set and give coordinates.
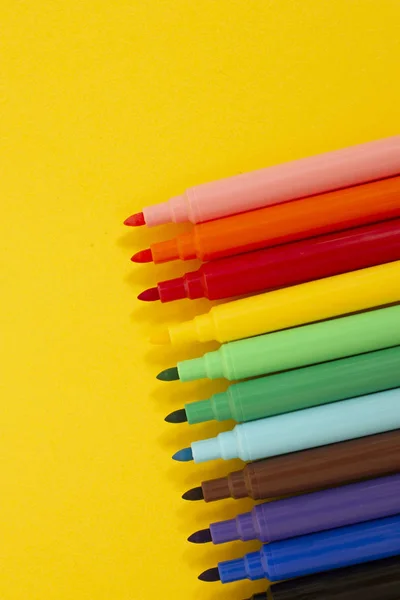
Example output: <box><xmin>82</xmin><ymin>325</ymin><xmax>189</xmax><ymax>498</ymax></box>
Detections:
<box><xmin>126</xmin><ymin>135</ymin><xmax>400</xmax><ymax>598</ymax></box>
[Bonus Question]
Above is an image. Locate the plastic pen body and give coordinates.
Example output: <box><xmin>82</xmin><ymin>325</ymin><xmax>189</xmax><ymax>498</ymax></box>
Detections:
<box><xmin>201</xmin><ymin>430</ymin><xmax>400</xmax><ymax>502</ymax></box>
<box><xmin>179</xmin><ymin>304</ymin><xmax>400</xmax><ymax>382</ymax></box>
<box><xmin>185</xmin><ymin>345</ymin><xmax>400</xmax><ymax>424</ymax></box>
<box><xmin>164</xmin><ymin>260</ymin><xmax>400</xmax><ymax>345</ymax></box>
<box><xmin>142</xmin><ymin>136</ymin><xmax>400</xmax><ymax>226</ymax></box>
<box><xmin>149</xmin><ymin>175</ymin><xmax>400</xmax><ymax>263</ymax></box>
<box><xmin>209</xmin><ymin>473</ymin><xmax>400</xmax><ymax>544</ymax></box>
<box><xmin>217</xmin><ymin>515</ymin><xmax>400</xmax><ymax>583</ymax></box>
<box><xmin>258</xmin><ymin>557</ymin><xmax>400</xmax><ymax>600</ymax></box>
<box><xmin>156</xmin><ymin>218</ymin><xmax>400</xmax><ymax>302</ymax></box>
<box><xmin>191</xmin><ymin>387</ymin><xmax>400</xmax><ymax>463</ymax></box>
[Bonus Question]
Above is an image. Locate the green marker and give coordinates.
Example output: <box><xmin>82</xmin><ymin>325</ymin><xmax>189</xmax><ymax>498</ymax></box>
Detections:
<box><xmin>165</xmin><ymin>346</ymin><xmax>400</xmax><ymax>424</ymax></box>
<box><xmin>158</xmin><ymin>304</ymin><xmax>400</xmax><ymax>383</ymax></box>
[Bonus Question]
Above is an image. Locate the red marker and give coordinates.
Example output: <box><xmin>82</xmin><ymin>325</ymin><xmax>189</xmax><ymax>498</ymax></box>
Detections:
<box><xmin>138</xmin><ymin>218</ymin><xmax>400</xmax><ymax>302</ymax></box>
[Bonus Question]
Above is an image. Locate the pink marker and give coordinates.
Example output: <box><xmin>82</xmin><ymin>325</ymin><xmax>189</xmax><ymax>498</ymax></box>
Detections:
<box><xmin>125</xmin><ymin>136</ymin><xmax>400</xmax><ymax>227</ymax></box>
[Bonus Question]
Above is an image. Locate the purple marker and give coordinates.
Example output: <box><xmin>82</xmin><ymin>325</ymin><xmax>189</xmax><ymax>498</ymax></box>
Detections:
<box><xmin>189</xmin><ymin>473</ymin><xmax>400</xmax><ymax>545</ymax></box>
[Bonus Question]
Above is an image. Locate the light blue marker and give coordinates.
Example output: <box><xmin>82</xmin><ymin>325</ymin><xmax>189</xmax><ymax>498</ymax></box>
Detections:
<box><xmin>172</xmin><ymin>388</ymin><xmax>400</xmax><ymax>464</ymax></box>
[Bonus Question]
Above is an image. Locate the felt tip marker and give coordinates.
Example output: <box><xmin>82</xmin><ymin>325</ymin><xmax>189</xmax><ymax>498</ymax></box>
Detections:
<box><xmin>172</xmin><ymin>387</ymin><xmax>400</xmax><ymax>464</ymax></box>
<box><xmin>166</xmin><ymin>346</ymin><xmax>400</xmax><ymax>425</ymax></box>
<box><xmin>160</xmin><ymin>304</ymin><xmax>400</xmax><ymax>383</ymax></box>
<box><xmin>151</xmin><ymin>260</ymin><xmax>400</xmax><ymax>346</ymax></box>
<box><xmin>125</xmin><ymin>136</ymin><xmax>400</xmax><ymax>227</ymax></box>
<box><xmin>139</xmin><ymin>219</ymin><xmax>400</xmax><ymax>303</ymax></box>
<box><xmin>183</xmin><ymin>430</ymin><xmax>400</xmax><ymax>503</ymax></box>
<box><xmin>133</xmin><ymin>175</ymin><xmax>400</xmax><ymax>264</ymax></box>
<box><xmin>190</xmin><ymin>474</ymin><xmax>400</xmax><ymax>545</ymax></box>
<box><xmin>199</xmin><ymin>514</ymin><xmax>400</xmax><ymax>584</ymax></box>
<box><xmin>243</xmin><ymin>556</ymin><xmax>400</xmax><ymax>600</ymax></box>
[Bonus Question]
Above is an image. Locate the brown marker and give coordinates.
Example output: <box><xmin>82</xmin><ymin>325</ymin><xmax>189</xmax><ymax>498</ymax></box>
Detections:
<box><xmin>182</xmin><ymin>430</ymin><xmax>400</xmax><ymax>502</ymax></box>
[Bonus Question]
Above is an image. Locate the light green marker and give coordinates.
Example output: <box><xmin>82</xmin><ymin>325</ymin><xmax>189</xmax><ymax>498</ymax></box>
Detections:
<box><xmin>157</xmin><ymin>304</ymin><xmax>400</xmax><ymax>383</ymax></box>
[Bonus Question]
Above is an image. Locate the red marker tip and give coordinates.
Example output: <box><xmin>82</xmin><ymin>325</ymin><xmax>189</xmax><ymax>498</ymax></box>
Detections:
<box><xmin>124</xmin><ymin>212</ymin><xmax>146</xmax><ymax>227</ymax></box>
<box><xmin>138</xmin><ymin>287</ymin><xmax>160</xmax><ymax>302</ymax></box>
<box><xmin>131</xmin><ymin>248</ymin><xmax>153</xmax><ymax>263</ymax></box>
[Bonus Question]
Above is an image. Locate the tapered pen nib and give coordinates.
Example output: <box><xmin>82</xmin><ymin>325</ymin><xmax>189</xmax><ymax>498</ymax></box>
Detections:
<box><xmin>172</xmin><ymin>447</ymin><xmax>193</xmax><ymax>462</ymax></box>
<box><xmin>165</xmin><ymin>409</ymin><xmax>187</xmax><ymax>423</ymax></box>
<box><xmin>131</xmin><ymin>248</ymin><xmax>153</xmax><ymax>263</ymax></box>
<box><xmin>188</xmin><ymin>529</ymin><xmax>212</xmax><ymax>544</ymax></box>
<box><xmin>149</xmin><ymin>327</ymin><xmax>170</xmax><ymax>345</ymax></box>
<box><xmin>138</xmin><ymin>287</ymin><xmax>160</xmax><ymax>302</ymax></box>
<box><xmin>198</xmin><ymin>567</ymin><xmax>220</xmax><ymax>582</ymax></box>
<box><xmin>182</xmin><ymin>486</ymin><xmax>204</xmax><ymax>501</ymax></box>
<box><xmin>124</xmin><ymin>212</ymin><xmax>146</xmax><ymax>227</ymax></box>
<box><xmin>157</xmin><ymin>367</ymin><xmax>179</xmax><ymax>381</ymax></box>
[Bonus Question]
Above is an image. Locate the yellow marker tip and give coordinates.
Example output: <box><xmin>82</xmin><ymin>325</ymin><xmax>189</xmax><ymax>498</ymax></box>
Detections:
<box><xmin>149</xmin><ymin>328</ymin><xmax>171</xmax><ymax>345</ymax></box>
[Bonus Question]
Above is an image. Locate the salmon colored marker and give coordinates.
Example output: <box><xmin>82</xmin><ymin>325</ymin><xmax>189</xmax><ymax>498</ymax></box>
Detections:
<box><xmin>150</xmin><ymin>260</ymin><xmax>400</xmax><ymax>346</ymax></box>
<box><xmin>125</xmin><ymin>136</ymin><xmax>400</xmax><ymax>227</ymax></box>
<box><xmin>132</xmin><ymin>175</ymin><xmax>400</xmax><ymax>264</ymax></box>
<box><xmin>138</xmin><ymin>219</ymin><xmax>400</xmax><ymax>302</ymax></box>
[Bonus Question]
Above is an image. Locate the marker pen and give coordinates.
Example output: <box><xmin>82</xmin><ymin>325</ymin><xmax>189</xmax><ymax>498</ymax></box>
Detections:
<box><xmin>173</xmin><ymin>304</ymin><xmax>400</xmax><ymax>383</ymax></box>
<box><xmin>184</xmin><ymin>387</ymin><xmax>400</xmax><ymax>464</ymax></box>
<box><xmin>189</xmin><ymin>430</ymin><xmax>400</xmax><ymax>503</ymax></box>
<box><xmin>125</xmin><ymin>136</ymin><xmax>400</xmax><ymax>227</ymax></box>
<box><xmin>135</xmin><ymin>176</ymin><xmax>400</xmax><ymax>264</ymax></box>
<box><xmin>199</xmin><ymin>474</ymin><xmax>400</xmax><ymax>545</ymax></box>
<box><xmin>139</xmin><ymin>218</ymin><xmax>400</xmax><ymax>303</ymax></box>
<box><xmin>174</xmin><ymin>346</ymin><xmax>400</xmax><ymax>425</ymax></box>
<box><xmin>151</xmin><ymin>260</ymin><xmax>400</xmax><ymax>346</ymax></box>
<box><xmin>244</xmin><ymin>556</ymin><xmax>400</xmax><ymax>600</ymax></box>
<box><xmin>205</xmin><ymin>514</ymin><xmax>400</xmax><ymax>584</ymax></box>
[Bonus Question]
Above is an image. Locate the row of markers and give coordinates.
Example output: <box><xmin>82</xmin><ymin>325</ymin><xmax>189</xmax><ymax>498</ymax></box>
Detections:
<box><xmin>126</xmin><ymin>135</ymin><xmax>400</xmax><ymax>600</ymax></box>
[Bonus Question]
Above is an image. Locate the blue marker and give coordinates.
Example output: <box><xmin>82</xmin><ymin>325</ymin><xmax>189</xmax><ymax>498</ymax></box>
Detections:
<box><xmin>199</xmin><ymin>514</ymin><xmax>400</xmax><ymax>584</ymax></box>
<box><xmin>172</xmin><ymin>388</ymin><xmax>400</xmax><ymax>463</ymax></box>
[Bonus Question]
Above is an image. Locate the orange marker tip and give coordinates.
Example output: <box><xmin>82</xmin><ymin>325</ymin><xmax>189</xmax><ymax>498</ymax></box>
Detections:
<box><xmin>131</xmin><ymin>248</ymin><xmax>153</xmax><ymax>263</ymax></box>
<box><xmin>149</xmin><ymin>328</ymin><xmax>171</xmax><ymax>345</ymax></box>
<box><xmin>124</xmin><ymin>212</ymin><xmax>145</xmax><ymax>227</ymax></box>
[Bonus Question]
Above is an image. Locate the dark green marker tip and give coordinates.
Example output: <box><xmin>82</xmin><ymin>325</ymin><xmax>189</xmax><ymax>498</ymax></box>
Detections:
<box><xmin>165</xmin><ymin>409</ymin><xmax>187</xmax><ymax>423</ymax></box>
<box><xmin>157</xmin><ymin>366</ymin><xmax>180</xmax><ymax>381</ymax></box>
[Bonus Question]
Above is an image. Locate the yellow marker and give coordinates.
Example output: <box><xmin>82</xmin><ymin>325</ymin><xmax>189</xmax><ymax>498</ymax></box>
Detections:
<box><xmin>150</xmin><ymin>260</ymin><xmax>400</xmax><ymax>346</ymax></box>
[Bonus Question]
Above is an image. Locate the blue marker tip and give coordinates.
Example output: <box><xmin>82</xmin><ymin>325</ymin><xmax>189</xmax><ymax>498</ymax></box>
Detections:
<box><xmin>172</xmin><ymin>447</ymin><xmax>193</xmax><ymax>462</ymax></box>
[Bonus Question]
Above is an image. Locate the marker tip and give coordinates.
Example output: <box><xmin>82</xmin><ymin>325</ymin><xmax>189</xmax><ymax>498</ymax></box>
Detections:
<box><xmin>182</xmin><ymin>487</ymin><xmax>204</xmax><ymax>501</ymax></box>
<box><xmin>131</xmin><ymin>248</ymin><xmax>153</xmax><ymax>263</ymax></box>
<box><xmin>188</xmin><ymin>529</ymin><xmax>212</xmax><ymax>544</ymax></box>
<box><xmin>138</xmin><ymin>287</ymin><xmax>160</xmax><ymax>302</ymax></box>
<box><xmin>149</xmin><ymin>327</ymin><xmax>170</xmax><ymax>345</ymax></box>
<box><xmin>157</xmin><ymin>366</ymin><xmax>179</xmax><ymax>381</ymax></box>
<box><xmin>124</xmin><ymin>212</ymin><xmax>146</xmax><ymax>227</ymax></box>
<box><xmin>198</xmin><ymin>567</ymin><xmax>220</xmax><ymax>582</ymax></box>
<box><xmin>165</xmin><ymin>409</ymin><xmax>187</xmax><ymax>424</ymax></box>
<box><xmin>172</xmin><ymin>447</ymin><xmax>193</xmax><ymax>462</ymax></box>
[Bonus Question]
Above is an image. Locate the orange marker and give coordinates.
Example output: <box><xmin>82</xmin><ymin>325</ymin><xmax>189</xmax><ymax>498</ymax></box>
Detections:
<box><xmin>132</xmin><ymin>176</ymin><xmax>400</xmax><ymax>264</ymax></box>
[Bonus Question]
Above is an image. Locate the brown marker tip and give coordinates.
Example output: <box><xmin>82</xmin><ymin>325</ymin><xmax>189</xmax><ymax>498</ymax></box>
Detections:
<box><xmin>182</xmin><ymin>486</ymin><xmax>204</xmax><ymax>501</ymax></box>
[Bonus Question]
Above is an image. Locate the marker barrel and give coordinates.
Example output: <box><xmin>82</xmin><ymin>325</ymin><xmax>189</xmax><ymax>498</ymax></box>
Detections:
<box><xmin>185</xmin><ymin>346</ymin><xmax>400</xmax><ymax>424</ymax></box>
<box><xmin>218</xmin><ymin>515</ymin><xmax>400</xmax><ymax>583</ymax></box>
<box><xmin>191</xmin><ymin>387</ymin><xmax>400</xmax><ymax>463</ymax></box>
<box><xmin>156</xmin><ymin>218</ymin><xmax>400</xmax><ymax>302</ymax></box>
<box><xmin>253</xmin><ymin>557</ymin><xmax>400</xmax><ymax>600</ymax></box>
<box><xmin>179</xmin><ymin>304</ymin><xmax>400</xmax><ymax>382</ymax></box>
<box><xmin>143</xmin><ymin>136</ymin><xmax>400</xmax><ymax>226</ymax></box>
<box><xmin>149</xmin><ymin>175</ymin><xmax>400</xmax><ymax>263</ymax></box>
<box><xmin>209</xmin><ymin>474</ymin><xmax>400</xmax><ymax>544</ymax></box>
<box><xmin>201</xmin><ymin>430</ymin><xmax>400</xmax><ymax>502</ymax></box>
<box><xmin>165</xmin><ymin>260</ymin><xmax>400</xmax><ymax>345</ymax></box>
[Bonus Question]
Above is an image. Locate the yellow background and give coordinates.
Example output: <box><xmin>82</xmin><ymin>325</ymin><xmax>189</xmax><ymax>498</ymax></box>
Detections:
<box><xmin>1</xmin><ymin>2</ymin><xmax>399</xmax><ymax>599</ymax></box>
